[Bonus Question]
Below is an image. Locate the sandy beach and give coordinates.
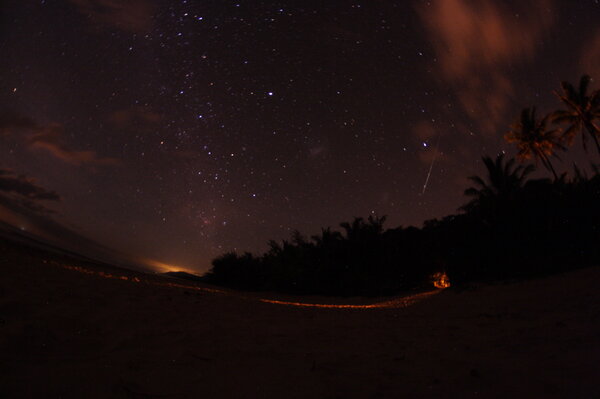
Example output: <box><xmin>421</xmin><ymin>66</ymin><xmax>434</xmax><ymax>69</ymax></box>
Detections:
<box><xmin>1</xmin><ymin>244</ymin><xmax>599</xmax><ymax>398</ymax></box>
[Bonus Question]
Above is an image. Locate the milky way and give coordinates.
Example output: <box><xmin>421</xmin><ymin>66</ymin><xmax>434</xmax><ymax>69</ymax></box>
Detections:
<box><xmin>1</xmin><ymin>1</ymin><xmax>598</xmax><ymax>271</ymax></box>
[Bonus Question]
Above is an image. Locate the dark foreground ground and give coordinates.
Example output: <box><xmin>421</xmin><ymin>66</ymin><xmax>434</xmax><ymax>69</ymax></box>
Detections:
<box><xmin>1</xmin><ymin>241</ymin><xmax>599</xmax><ymax>398</ymax></box>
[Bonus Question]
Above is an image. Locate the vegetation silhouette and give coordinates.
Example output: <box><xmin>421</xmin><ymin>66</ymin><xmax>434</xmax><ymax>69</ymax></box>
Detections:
<box><xmin>460</xmin><ymin>154</ymin><xmax>534</xmax><ymax>220</ymax></box>
<box><xmin>552</xmin><ymin>75</ymin><xmax>600</xmax><ymax>154</ymax></box>
<box><xmin>203</xmin><ymin>75</ymin><xmax>600</xmax><ymax>296</ymax></box>
<box><xmin>505</xmin><ymin>107</ymin><xmax>564</xmax><ymax>180</ymax></box>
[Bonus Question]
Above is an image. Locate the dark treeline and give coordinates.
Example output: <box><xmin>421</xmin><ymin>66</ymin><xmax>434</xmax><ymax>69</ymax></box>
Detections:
<box><xmin>202</xmin><ymin>75</ymin><xmax>600</xmax><ymax>296</ymax></box>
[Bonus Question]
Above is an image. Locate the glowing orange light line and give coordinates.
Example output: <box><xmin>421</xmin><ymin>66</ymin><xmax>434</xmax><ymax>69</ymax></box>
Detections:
<box><xmin>259</xmin><ymin>290</ymin><xmax>441</xmax><ymax>309</ymax></box>
<box><xmin>45</xmin><ymin>259</ymin><xmax>445</xmax><ymax>309</ymax></box>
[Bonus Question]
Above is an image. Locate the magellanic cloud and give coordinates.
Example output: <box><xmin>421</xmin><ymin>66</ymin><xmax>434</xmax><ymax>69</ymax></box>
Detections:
<box><xmin>68</xmin><ymin>0</ymin><xmax>156</xmax><ymax>33</ymax></box>
<box><xmin>416</xmin><ymin>0</ymin><xmax>555</xmax><ymax>134</ymax></box>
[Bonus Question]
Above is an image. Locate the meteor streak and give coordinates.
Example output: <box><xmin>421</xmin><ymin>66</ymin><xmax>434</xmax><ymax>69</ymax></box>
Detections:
<box><xmin>421</xmin><ymin>129</ymin><xmax>442</xmax><ymax>195</ymax></box>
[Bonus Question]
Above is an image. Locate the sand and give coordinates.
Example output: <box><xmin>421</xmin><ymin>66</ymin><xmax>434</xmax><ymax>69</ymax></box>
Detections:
<box><xmin>1</xmin><ymin>244</ymin><xmax>599</xmax><ymax>398</ymax></box>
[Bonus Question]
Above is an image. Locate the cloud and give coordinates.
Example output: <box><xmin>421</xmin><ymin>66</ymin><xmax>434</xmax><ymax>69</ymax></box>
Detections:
<box><xmin>68</xmin><ymin>0</ymin><xmax>156</xmax><ymax>33</ymax></box>
<box><xmin>0</xmin><ymin>169</ymin><xmax>60</xmax><ymax>215</ymax></box>
<box><xmin>0</xmin><ymin>169</ymin><xmax>151</xmax><ymax>271</ymax></box>
<box><xmin>0</xmin><ymin>111</ymin><xmax>120</xmax><ymax>166</ymax></box>
<box><xmin>0</xmin><ymin>194</ymin><xmax>143</xmax><ymax>270</ymax></box>
<box><xmin>0</xmin><ymin>169</ymin><xmax>60</xmax><ymax>202</ymax></box>
<box><xmin>28</xmin><ymin>123</ymin><xmax>120</xmax><ymax>166</ymax></box>
<box><xmin>419</xmin><ymin>0</ymin><xmax>554</xmax><ymax>79</ymax></box>
<box><xmin>416</xmin><ymin>0</ymin><xmax>555</xmax><ymax>133</ymax></box>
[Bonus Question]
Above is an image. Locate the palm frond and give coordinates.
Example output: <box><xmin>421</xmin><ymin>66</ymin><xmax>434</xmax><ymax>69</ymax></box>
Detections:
<box><xmin>463</xmin><ymin>187</ymin><xmax>481</xmax><ymax>197</ymax></box>
<box><xmin>467</xmin><ymin>175</ymin><xmax>487</xmax><ymax>188</ymax></box>
<box><xmin>550</xmin><ymin>110</ymin><xmax>577</xmax><ymax>124</ymax></box>
<box><xmin>579</xmin><ymin>75</ymin><xmax>592</xmax><ymax>98</ymax></box>
<box><xmin>591</xmin><ymin>89</ymin><xmax>600</xmax><ymax>108</ymax></box>
<box><xmin>521</xmin><ymin>163</ymin><xmax>535</xmax><ymax>177</ymax></box>
<box><xmin>560</xmin><ymin>123</ymin><xmax>580</xmax><ymax>144</ymax></box>
<box><xmin>560</xmin><ymin>81</ymin><xmax>578</xmax><ymax>102</ymax></box>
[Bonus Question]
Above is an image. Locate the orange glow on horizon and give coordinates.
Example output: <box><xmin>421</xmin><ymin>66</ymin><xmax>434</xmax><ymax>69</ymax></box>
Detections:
<box><xmin>141</xmin><ymin>258</ymin><xmax>197</xmax><ymax>275</ymax></box>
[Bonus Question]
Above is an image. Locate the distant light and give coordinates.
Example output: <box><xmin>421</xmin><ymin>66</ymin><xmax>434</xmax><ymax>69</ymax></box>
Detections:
<box><xmin>267</xmin><ymin>91</ymin><xmax>273</xmax><ymax>96</ymax></box>
<box><xmin>422</xmin><ymin>142</ymin><xmax>428</xmax><ymax>147</ymax></box>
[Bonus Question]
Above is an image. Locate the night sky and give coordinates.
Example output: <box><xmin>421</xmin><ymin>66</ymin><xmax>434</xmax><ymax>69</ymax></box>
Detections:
<box><xmin>1</xmin><ymin>0</ymin><xmax>599</xmax><ymax>273</ymax></box>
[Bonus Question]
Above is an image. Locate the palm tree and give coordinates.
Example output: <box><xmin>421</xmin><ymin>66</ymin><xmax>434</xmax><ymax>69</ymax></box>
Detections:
<box><xmin>340</xmin><ymin>215</ymin><xmax>386</xmax><ymax>241</ymax></box>
<box><xmin>505</xmin><ymin>107</ymin><xmax>565</xmax><ymax>180</ymax></box>
<box><xmin>552</xmin><ymin>75</ymin><xmax>600</xmax><ymax>154</ymax></box>
<box><xmin>461</xmin><ymin>154</ymin><xmax>534</xmax><ymax>213</ymax></box>
<box><xmin>311</xmin><ymin>227</ymin><xmax>342</xmax><ymax>248</ymax></box>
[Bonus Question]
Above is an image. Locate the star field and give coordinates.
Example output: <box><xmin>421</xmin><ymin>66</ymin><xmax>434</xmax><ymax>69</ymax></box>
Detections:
<box><xmin>1</xmin><ymin>0</ymin><xmax>599</xmax><ymax>271</ymax></box>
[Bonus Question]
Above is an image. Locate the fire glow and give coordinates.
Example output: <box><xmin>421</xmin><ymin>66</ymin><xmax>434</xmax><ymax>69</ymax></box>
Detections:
<box><xmin>432</xmin><ymin>272</ymin><xmax>451</xmax><ymax>289</ymax></box>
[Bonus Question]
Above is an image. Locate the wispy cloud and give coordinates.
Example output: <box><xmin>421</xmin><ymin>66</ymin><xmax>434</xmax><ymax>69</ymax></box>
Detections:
<box><xmin>416</xmin><ymin>0</ymin><xmax>555</xmax><ymax>134</ymax></box>
<box><xmin>0</xmin><ymin>169</ymin><xmax>60</xmax><ymax>215</ymax></box>
<box><xmin>28</xmin><ymin>124</ymin><xmax>120</xmax><ymax>166</ymax></box>
<box><xmin>0</xmin><ymin>169</ymin><xmax>60</xmax><ymax>202</ymax></box>
<box><xmin>68</xmin><ymin>0</ymin><xmax>156</xmax><ymax>33</ymax></box>
<box><xmin>1</xmin><ymin>111</ymin><xmax>120</xmax><ymax>166</ymax></box>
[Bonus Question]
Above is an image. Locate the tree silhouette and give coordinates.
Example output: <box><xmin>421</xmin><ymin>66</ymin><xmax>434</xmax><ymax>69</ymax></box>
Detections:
<box><xmin>505</xmin><ymin>107</ymin><xmax>565</xmax><ymax>180</ymax></box>
<box><xmin>552</xmin><ymin>75</ymin><xmax>600</xmax><ymax>154</ymax></box>
<box><xmin>311</xmin><ymin>227</ymin><xmax>342</xmax><ymax>248</ymax></box>
<box><xmin>201</xmin><ymin>75</ymin><xmax>600</xmax><ymax>295</ymax></box>
<box><xmin>461</xmin><ymin>154</ymin><xmax>534</xmax><ymax>214</ymax></box>
<box><xmin>339</xmin><ymin>215</ymin><xmax>386</xmax><ymax>242</ymax></box>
